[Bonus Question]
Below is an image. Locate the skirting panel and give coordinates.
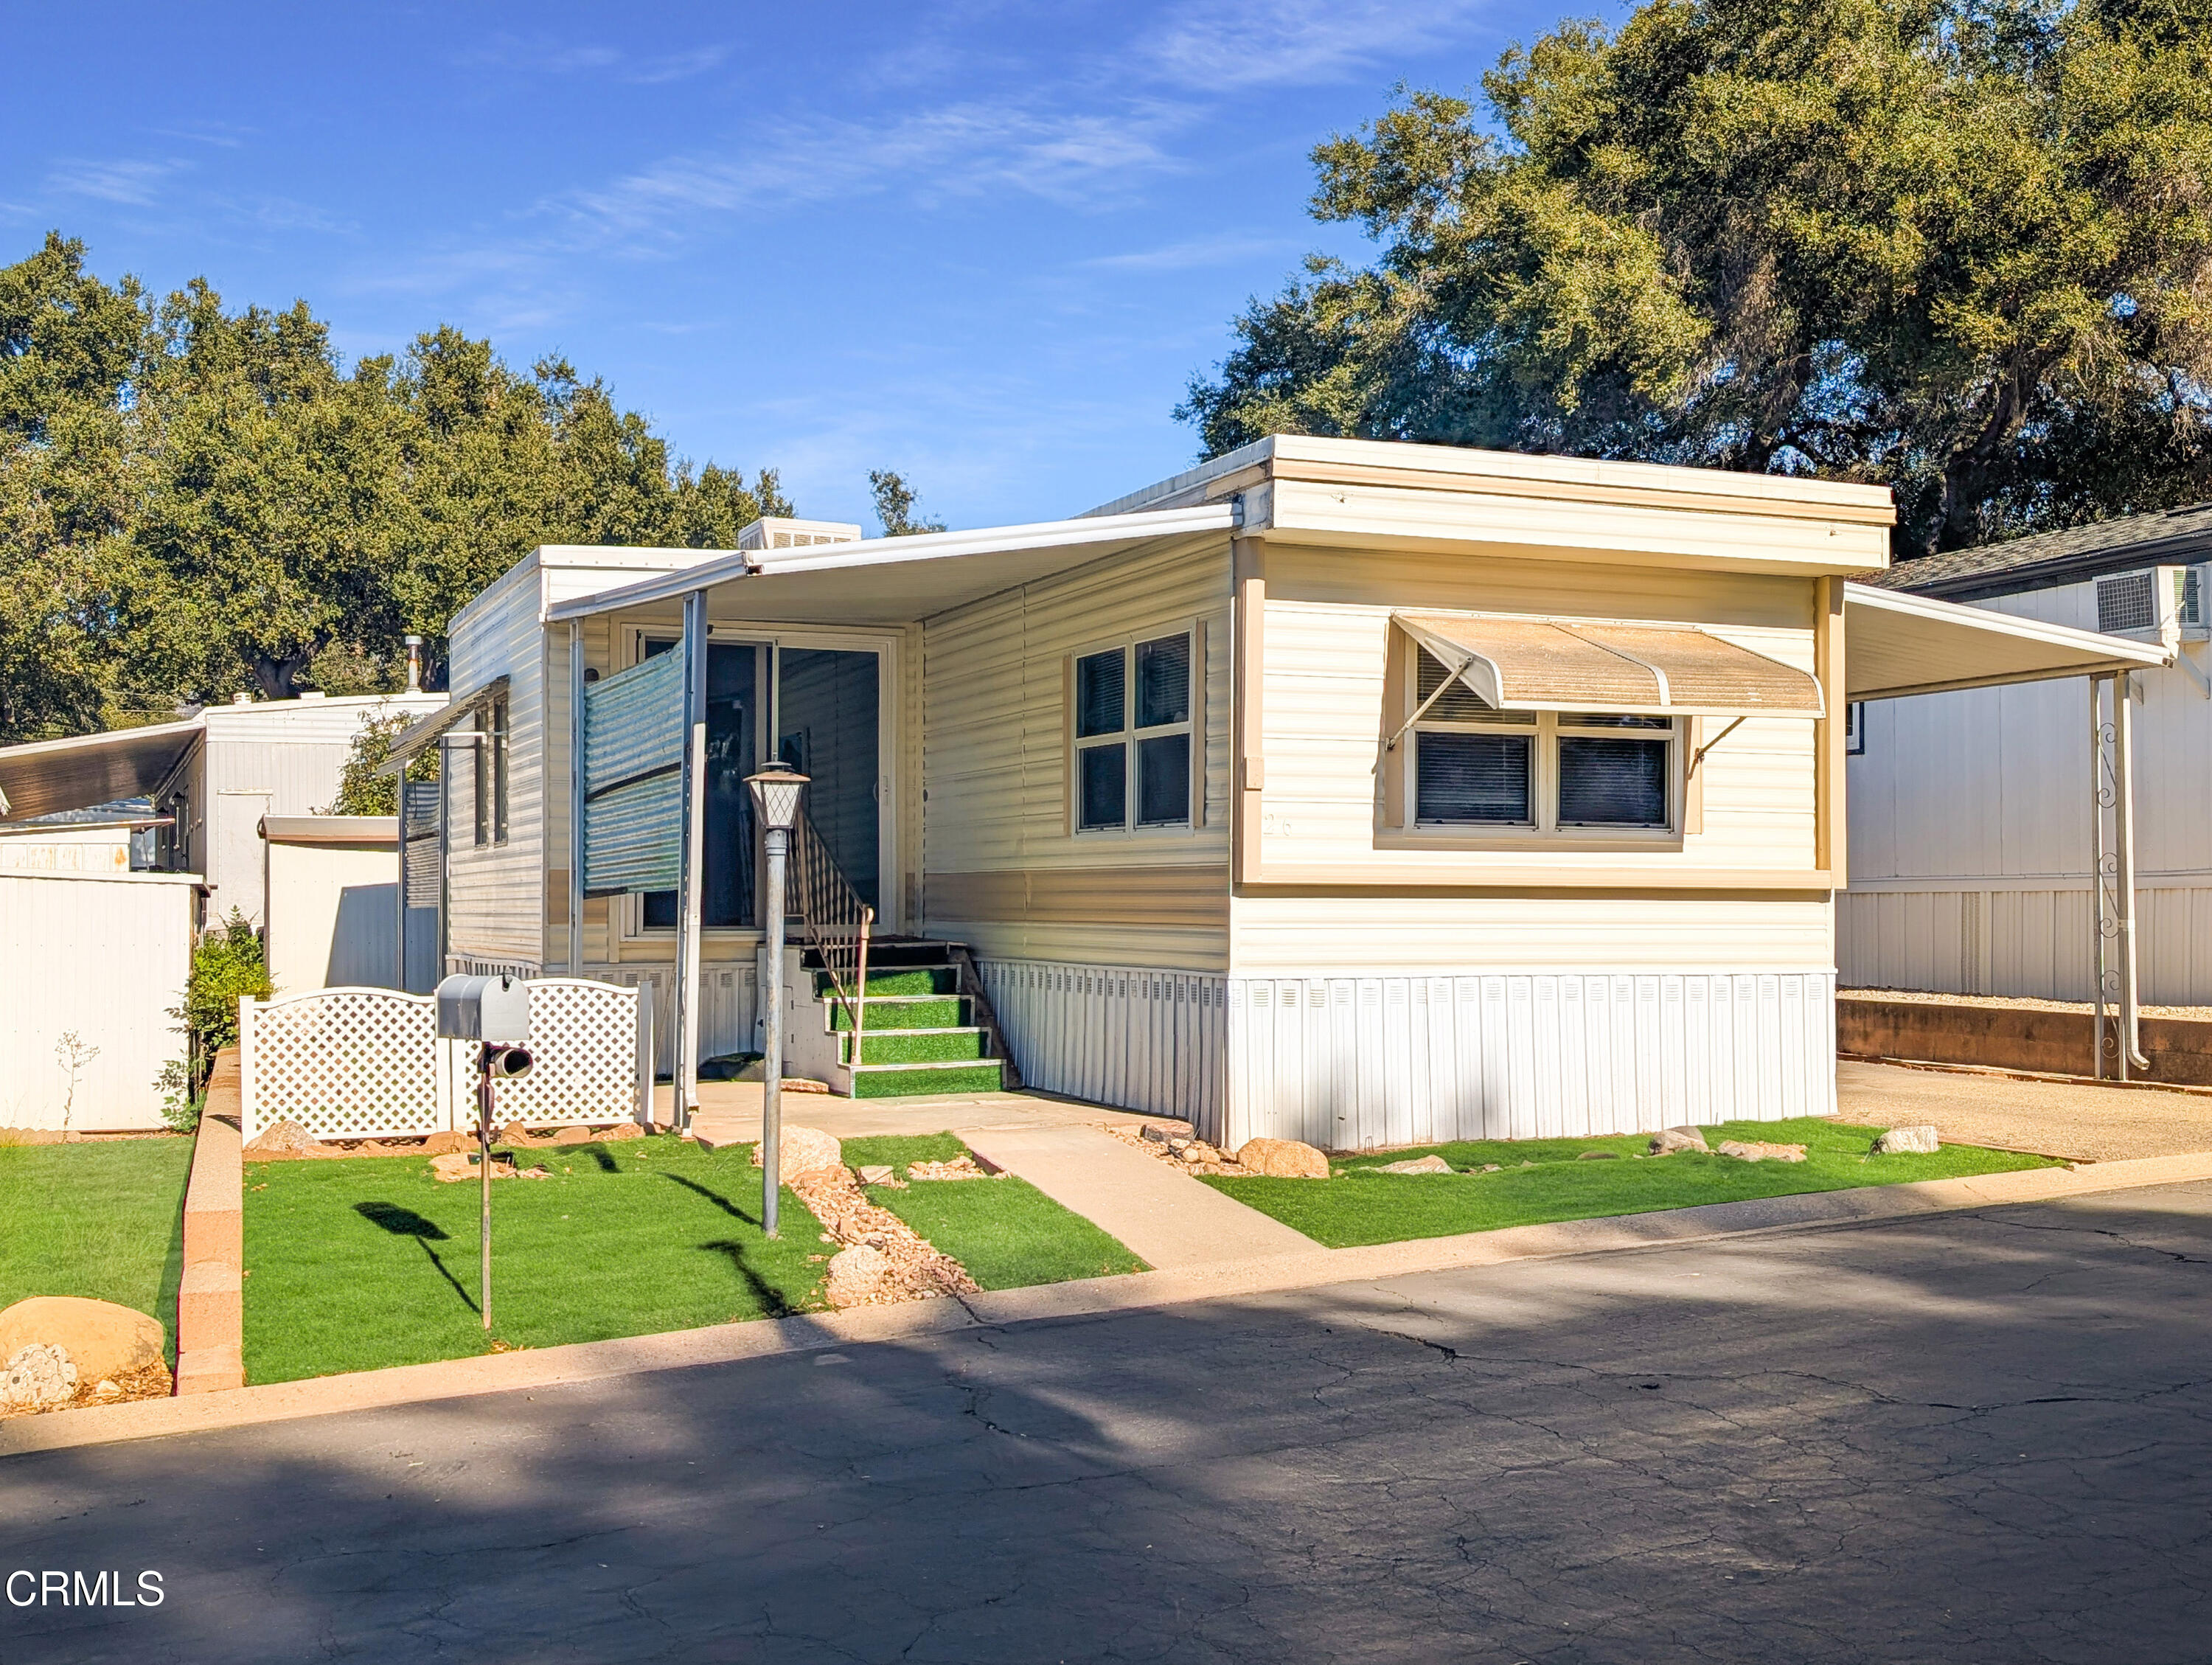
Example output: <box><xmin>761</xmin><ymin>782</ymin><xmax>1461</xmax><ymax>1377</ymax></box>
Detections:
<box><xmin>1226</xmin><ymin>970</ymin><xmax>1837</xmax><ymax>1151</ymax></box>
<box><xmin>977</xmin><ymin>959</ymin><xmax>1228</xmax><ymax>1134</ymax></box>
<box><xmin>587</xmin><ymin>963</ymin><xmax>757</xmax><ymax>1076</ymax></box>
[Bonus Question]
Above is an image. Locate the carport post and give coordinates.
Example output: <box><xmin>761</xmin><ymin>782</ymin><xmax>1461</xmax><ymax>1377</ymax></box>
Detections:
<box><xmin>673</xmin><ymin>590</ymin><xmax>709</xmax><ymax>1128</ymax></box>
<box><xmin>2092</xmin><ymin>672</ymin><xmax>2149</xmax><ymax>1080</ymax></box>
<box><xmin>566</xmin><ymin>619</ymin><xmax>585</xmax><ymax>976</ymax></box>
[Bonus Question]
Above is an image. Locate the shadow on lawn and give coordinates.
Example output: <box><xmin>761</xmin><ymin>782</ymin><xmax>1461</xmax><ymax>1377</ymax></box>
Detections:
<box><xmin>661</xmin><ymin>1172</ymin><xmax>799</xmax><ymax>1318</ymax></box>
<box><xmin>354</xmin><ymin>1200</ymin><xmax>478</xmax><ymax>1316</ymax></box>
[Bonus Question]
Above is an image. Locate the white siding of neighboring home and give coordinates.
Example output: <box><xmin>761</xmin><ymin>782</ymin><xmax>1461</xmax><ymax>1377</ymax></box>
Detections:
<box><xmin>1842</xmin><ymin>577</ymin><xmax>2212</xmax><ymax>1001</ymax></box>
<box><xmin>0</xmin><ymin>871</ymin><xmax>197</xmax><ymax>1130</ymax></box>
<box><xmin>444</xmin><ymin>556</ymin><xmax>550</xmax><ymax>972</ymax></box>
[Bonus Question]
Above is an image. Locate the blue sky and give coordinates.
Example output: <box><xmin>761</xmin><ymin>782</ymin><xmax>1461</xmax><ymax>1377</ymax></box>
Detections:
<box><xmin>2</xmin><ymin>1</ymin><xmax>1600</xmax><ymax>531</ymax></box>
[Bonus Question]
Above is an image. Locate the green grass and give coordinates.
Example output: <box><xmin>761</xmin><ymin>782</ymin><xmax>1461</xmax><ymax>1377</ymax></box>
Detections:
<box><xmin>844</xmin><ymin>1134</ymin><xmax>1149</xmax><ymax>1288</ymax></box>
<box><xmin>852</xmin><ymin>1063</ymin><xmax>1003</xmax><ymax>1097</ymax></box>
<box><xmin>1203</xmin><ymin>1118</ymin><xmax>2060</xmax><ymax>1248</ymax></box>
<box><xmin>838</xmin><ymin>967</ymin><xmax>959</xmax><ymax>996</ymax></box>
<box><xmin>242</xmin><ymin>1136</ymin><xmax>829</xmax><ymax>1385</ymax></box>
<box><xmin>0</xmin><ymin>1139</ymin><xmax>193</xmax><ymax>1363</ymax></box>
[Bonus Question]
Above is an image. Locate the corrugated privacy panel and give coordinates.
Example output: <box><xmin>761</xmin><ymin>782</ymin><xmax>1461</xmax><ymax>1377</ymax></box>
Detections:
<box><xmin>582</xmin><ymin>652</ymin><xmax>684</xmax><ymax>894</ymax></box>
<box><xmin>401</xmin><ymin>779</ymin><xmax>440</xmax><ymax>894</ymax></box>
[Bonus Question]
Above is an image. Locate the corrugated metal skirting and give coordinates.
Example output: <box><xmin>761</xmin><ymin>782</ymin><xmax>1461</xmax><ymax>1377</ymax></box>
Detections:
<box><xmin>978</xmin><ymin>960</ymin><xmax>1229</xmax><ymax>1133</ymax></box>
<box><xmin>1226</xmin><ymin>970</ymin><xmax>1837</xmax><ymax>1151</ymax></box>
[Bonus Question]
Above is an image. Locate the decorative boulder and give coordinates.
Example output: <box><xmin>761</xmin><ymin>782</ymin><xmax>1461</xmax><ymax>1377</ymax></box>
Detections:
<box><xmin>824</xmin><ymin>1245</ymin><xmax>891</xmax><ymax>1308</ymax></box>
<box><xmin>1716</xmin><ymin>1140</ymin><xmax>1809</xmax><ymax>1164</ymax></box>
<box><xmin>1872</xmin><ymin>1125</ymin><xmax>1941</xmax><ymax>1155</ymax></box>
<box><xmin>751</xmin><ymin>1125</ymin><xmax>843</xmax><ymax>1181</ymax></box>
<box><xmin>1234</xmin><ymin>1138</ymin><xmax>1331</xmax><ymax>1178</ymax></box>
<box><xmin>1</xmin><ymin>1343</ymin><xmax>77</xmax><ymax>1413</ymax></box>
<box><xmin>1649</xmin><ymin>1127</ymin><xmax>1711</xmax><ymax>1155</ymax></box>
<box><xmin>1371</xmin><ymin>1154</ymin><xmax>1453</xmax><ymax>1175</ymax></box>
<box><xmin>418</xmin><ymin>1130</ymin><xmax>472</xmax><ymax>1155</ymax></box>
<box><xmin>0</xmin><ymin>1296</ymin><xmax>164</xmax><ymax>1385</ymax></box>
<box><xmin>243</xmin><ymin>1118</ymin><xmax>327</xmax><ymax>1158</ymax></box>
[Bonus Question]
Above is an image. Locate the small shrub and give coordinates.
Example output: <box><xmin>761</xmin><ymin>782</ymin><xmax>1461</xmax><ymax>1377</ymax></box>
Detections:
<box><xmin>155</xmin><ymin>1058</ymin><xmax>202</xmax><ymax>1135</ymax></box>
<box><xmin>169</xmin><ymin>910</ymin><xmax>274</xmax><ymax>1097</ymax></box>
<box><xmin>324</xmin><ymin>703</ymin><xmax>439</xmax><ymax>817</ymax></box>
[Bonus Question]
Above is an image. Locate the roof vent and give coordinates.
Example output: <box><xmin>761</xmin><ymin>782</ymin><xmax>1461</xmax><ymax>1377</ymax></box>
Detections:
<box><xmin>736</xmin><ymin>517</ymin><xmax>865</xmax><ymax>552</ymax></box>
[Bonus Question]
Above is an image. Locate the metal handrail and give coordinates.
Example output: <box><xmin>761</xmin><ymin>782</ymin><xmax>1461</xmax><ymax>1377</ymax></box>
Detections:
<box><xmin>787</xmin><ymin>807</ymin><xmax>874</xmax><ymax>1096</ymax></box>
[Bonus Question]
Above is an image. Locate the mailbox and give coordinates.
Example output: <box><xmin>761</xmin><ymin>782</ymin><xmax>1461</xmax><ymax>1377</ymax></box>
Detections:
<box><xmin>436</xmin><ymin>973</ymin><xmax>532</xmax><ymax>1047</ymax></box>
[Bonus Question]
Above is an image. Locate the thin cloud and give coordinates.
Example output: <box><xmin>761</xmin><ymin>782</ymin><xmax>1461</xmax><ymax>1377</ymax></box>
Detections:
<box><xmin>1139</xmin><ymin>0</ymin><xmax>1489</xmax><ymax>90</ymax></box>
<box><xmin>46</xmin><ymin>156</ymin><xmax>191</xmax><ymax>206</ymax></box>
<box><xmin>625</xmin><ymin>44</ymin><xmax>732</xmax><ymax>86</ymax></box>
<box><xmin>459</xmin><ymin>32</ymin><xmax>728</xmax><ymax>83</ymax></box>
<box><xmin>1086</xmin><ymin>232</ymin><xmax>1295</xmax><ymax>271</ymax></box>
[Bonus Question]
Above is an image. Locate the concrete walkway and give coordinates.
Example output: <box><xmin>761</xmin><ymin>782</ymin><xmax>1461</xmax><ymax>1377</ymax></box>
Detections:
<box><xmin>677</xmin><ymin>1081</ymin><xmax>1156</xmax><ymax>1146</ymax></box>
<box><xmin>959</xmin><ymin>1125</ymin><xmax>1318</xmax><ymax>1268</ymax></box>
<box><xmin>1839</xmin><ymin>1057</ymin><xmax>2212</xmax><ymax>1161</ymax></box>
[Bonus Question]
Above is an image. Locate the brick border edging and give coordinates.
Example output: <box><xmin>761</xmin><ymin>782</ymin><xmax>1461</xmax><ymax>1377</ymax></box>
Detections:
<box><xmin>14</xmin><ymin>1145</ymin><xmax>2212</xmax><ymax>1456</ymax></box>
<box><xmin>175</xmin><ymin>1049</ymin><xmax>244</xmax><ymax>1394</ymax></box>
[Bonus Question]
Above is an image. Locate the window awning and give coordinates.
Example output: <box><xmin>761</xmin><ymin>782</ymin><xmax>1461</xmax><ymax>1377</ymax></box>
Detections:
<box><xmin>377</xmin><ymin>676</ymin><xmax>510</xmax><ymax>774</ymax></box>
<box><xmin>1843</xmin><ymin>583</ymin><xmax>2171</xmax><ymax>701</ymax></box>
<box><xmin>1393</xmin><ymin>612</ymin><xmax>1825</xmax><ymax>718</ymax></box>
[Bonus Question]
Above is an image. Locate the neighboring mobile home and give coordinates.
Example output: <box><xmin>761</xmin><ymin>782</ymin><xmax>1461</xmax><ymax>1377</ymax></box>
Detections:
<box><xmin>1845</xmin><ymin>504</ymin><xmax>2212</xmax><ymax>1009</ymax></box>
<box><xmin>392</xmin><ymin>437</ymin><xmax>2163</xmax><ymax>1150</ymax></box>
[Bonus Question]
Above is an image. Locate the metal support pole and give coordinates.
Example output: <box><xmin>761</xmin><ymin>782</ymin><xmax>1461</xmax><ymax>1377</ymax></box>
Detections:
<box><xmin>567</xmin><ymin>619</ymin><xmax>586</xmax><ymax>976</ymax></box>
<box><xmin>761</xmin><ymin>824</ymin><xmax>787</xmax><ymax>1237</ymax></box>
<box><xmin>477</xmin><ymin>1054</ymin><xmax>494</xmax><ymax>1331</ymax></box>
<box><xmin>674</xmin><ymin>590</ymin><xmax>709</xmax><ymax>1130</ymax></box>
<box><xmin>2115</xmin><ymin>672</ymin><xmax>2149</xmax><ymax>1076</ymax></box>
<box><xmin>394</xmin><ymin>793</ymin><xmax>408</xmax><ymax>992</ymax></box>
<box><xmin>2093</xmin><ymin>675</ymin><xmax>2111</xmax><ymax>1077</ymax></box>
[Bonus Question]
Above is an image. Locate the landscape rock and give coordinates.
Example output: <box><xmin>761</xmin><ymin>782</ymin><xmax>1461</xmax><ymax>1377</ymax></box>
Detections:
<box><xmin>1717</xmin><ymin>1139</ymin><xmax>1809</xmax><ymax>1164</ymax></box>
<box><xmin>551</xmin><ymin>1124</ymin><xmax>604</xmax><ymax>1146</ymax></box>
<box><xmin>749</xmin><ymin>1125</ymin><xmax>843</xmax><ymax>1180</ymax></box>
<box><xmin>1872</xmin><ymin>1125</ymin><xmax>1941</xmax><ymax>1155</ymax></box>
<box><xmin>0</xmin><ymin>1296</ymin><xmax>164</xmax><ymax>1384</ymax></box>
<box><xmin>598</xmin><ymin>1122</ymin><xmax>644</xmax><ymax>1141</ymax></box>
<box><xmin>1139</xmin><ymin>1123</ymin><xmax>1178</xmax><ymax>1144</ymax></box>
<box><xmin>1649</xmin><ymin>1127</ymin><xmax>1711</xmax><ymax>1155</ymax></box>
<box><xmin>855</xmin><ymin>1164</ymin><xmax>896</xmax><ymax>1186</ymax></box>
<box><xmin>1</xmin><ymin>1343</ymin><xmax>78</xmax><ymax>1413</ymax></box>
<box><xmin>908</xmin><ymin>1156</ymin><xmax>990</xmax><ymax>1181</ymax></box>
<box><xmin>1235</xmin><ymin>1138</ymin><xmax>1331</xmax><ymax>1179</ymax></box>
<box><xmin>1371</xmin><ymin>1154</ymin><xmax>1454</xmax><ymax>1174</ymax></box>
<box><xmin>418</xmin><ymin>1130</ymin><xmax>472</xmax><ymax>1155</ymax></box>
<box><xmin>431</xmin><ymin>1151</ymin><xmax>519</xmax><ymax>1183</ymax></box>
<box><xmin>243</xmin><ymin>1117</ymin><xmax>331</xmax><ymax>1158</ymax></box>
<box><xmin>823</xmin><ymin>1245</ymin><xmax>892</xmax><ymax>1308</ymax></box>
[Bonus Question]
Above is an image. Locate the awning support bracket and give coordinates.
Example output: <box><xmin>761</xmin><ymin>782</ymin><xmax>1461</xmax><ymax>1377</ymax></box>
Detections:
<box><xmin>1380</xmin><ymin>651</ymin><xmax>1484</xmax><ymax>759</ymax></box>
<box><xmin>1691</xmin><ymin>715</ymin><xmax>1747</xmax><ymax>773</ymax></box>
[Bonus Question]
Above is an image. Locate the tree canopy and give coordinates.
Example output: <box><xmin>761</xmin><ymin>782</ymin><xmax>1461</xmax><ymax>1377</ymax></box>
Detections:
<box><xmin>869</xmin><ymin>468</ymin><xmax>947</xmax><ymax>537</ymax></box>
<box><xmin>1180</xmin><ymin>0</ymin><xmax>2212</xmax><ymax>557</ymax></box>
<box><xmin>0</xmin><ymin>233</ymin><xmax>793</xmax><ymax>741</ymax></box>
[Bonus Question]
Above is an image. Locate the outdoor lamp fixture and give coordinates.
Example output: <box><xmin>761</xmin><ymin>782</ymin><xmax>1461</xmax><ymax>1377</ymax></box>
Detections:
<box><xmin>745</xmin><ymin>765</ymin><xmax>808</xmax><ymax>1238</ymax></box>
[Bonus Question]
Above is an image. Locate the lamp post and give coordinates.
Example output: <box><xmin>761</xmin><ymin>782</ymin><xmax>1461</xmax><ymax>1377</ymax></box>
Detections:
<box><xmin>745</xmin><ymin>765</ymin><xmax>808</xmax><ymax>1237</ymax></box>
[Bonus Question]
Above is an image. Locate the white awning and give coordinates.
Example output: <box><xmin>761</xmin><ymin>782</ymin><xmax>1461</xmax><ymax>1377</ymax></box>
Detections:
<box><xmin>378</xmin><ymin>676</ymin><xmax>511</xmax><ymax>773</ymax></box>
<box><xmin>543</xmin><ymin>503</ymin><xmax>1240</xmax><ymax>626</ymax></box>
<box><xmin>0</xmin><ymin>717</ymin><xmax>204</xmax><ymax>821</ymax></box>
<box><xmin>1844</xmin><ymin>584</ymin><xmax>2171</xmax><ymax>701</ymax></box>
<box><xmin>1394</xmin><ymin>611</ymin><xmax>1824</xmax><ymax>717</ymax></box>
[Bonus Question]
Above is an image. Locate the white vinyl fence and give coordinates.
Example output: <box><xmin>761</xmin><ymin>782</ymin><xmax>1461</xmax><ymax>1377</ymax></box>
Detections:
<box><xmin>239</xmin><ymin>978</ymin><xmax>653</xmax><ymax>1141</ymax></box>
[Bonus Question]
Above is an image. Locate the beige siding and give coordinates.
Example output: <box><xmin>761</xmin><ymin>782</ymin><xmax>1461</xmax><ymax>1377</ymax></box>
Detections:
<box><xmin>445</xmin><ymin>557</ymin><xmax>547</xmax><ymax>968</ymax></box>
<box><xmin>1254</xmin><ymin>547</ymin><xmax>1822</xmax><ymax>883</ymax></box>
<box><xmin>922</xmin><ymin>538</ymin><xmax>1233</xmax><ymax>970</ymax></box>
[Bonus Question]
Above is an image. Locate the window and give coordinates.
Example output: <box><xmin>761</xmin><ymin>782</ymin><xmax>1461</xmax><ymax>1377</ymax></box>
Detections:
<box><xmin>1074</xmin><ymin>631</ymin><xmax>1194</xmax><ymax>832</ymax></box>
<box><xmin>473</xmin><ymin>695</ymin><xmax>509</xmax><ymax>847</ymax></box>
<box><xmin>1408</xmin><ymin>647</ymin><xmax>1677</xmax><ymax>835</ymax></box>
<box><xmin>1843</xmin><ymin>701</ymin><xmax>1865</xmax><ymax>756</ymax></box>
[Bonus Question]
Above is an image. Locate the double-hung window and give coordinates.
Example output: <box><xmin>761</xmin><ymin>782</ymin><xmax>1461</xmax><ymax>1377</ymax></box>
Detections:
<box><xmin>1074</xmin><ymin>632</ymin><xmax>1193</xmax><ymax>832</ymax></box>
<box><xmin>1410</xmin><ymin>648</ymin><xmax>1677</xmax><ymax>835</ymax></box>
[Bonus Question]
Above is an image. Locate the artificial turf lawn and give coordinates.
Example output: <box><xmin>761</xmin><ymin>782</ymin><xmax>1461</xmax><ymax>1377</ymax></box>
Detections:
<box><xmin>844</xmin><ymin>1133</ymin><xmax>1150</xmax><ymax>1288</ymax></box>
<box><xmin>1201</xmin><ymin>1117</ymin><xmax>2061</xmax><ymax>1248</ymax></box>
<box><xmin>242</xmin><ymin>1135</ymin><xmax>829</xmax><ymax>1385</ymax></box>
<box><xmin>0</xmin><ymin>1138</ymin><xmax>192</xmax><ymax>1362</ymax></box>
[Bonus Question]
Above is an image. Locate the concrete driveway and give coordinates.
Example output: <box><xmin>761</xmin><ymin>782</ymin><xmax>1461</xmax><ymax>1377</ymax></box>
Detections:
<box><xmin>1840</xmin><ymin>1057</ymin><xmax>2212</xmax><ymax>1161</ymax></box>
<box><xmin>7</xmin><ymin>1181</ymin><xmax>2211</xmax><ymax>1663</ymax></box>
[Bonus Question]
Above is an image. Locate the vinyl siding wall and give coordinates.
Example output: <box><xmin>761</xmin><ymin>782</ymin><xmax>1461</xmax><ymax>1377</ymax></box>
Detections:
<box><xmin>445</xmin><ymin>557</ymin><xmax>549</xmax><ymax>970</ymax></box>
<box><xmin>920</xmin><ymin>537</ymin><xmax>1234</xmax><ymax>972</ymax></box>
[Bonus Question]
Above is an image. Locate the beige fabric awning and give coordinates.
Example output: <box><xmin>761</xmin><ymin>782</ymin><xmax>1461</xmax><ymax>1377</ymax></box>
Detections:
<box><xmin>1394</xmin><ymin>612</ymin><xmax>1824</xmax><ymax>718</ymax></box>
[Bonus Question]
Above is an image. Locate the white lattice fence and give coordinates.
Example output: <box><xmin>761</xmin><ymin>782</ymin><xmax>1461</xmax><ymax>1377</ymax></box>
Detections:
<box><xmin>239</xmin><ymin>979</ymin><xmax>649</xmax><ymax>1141</ymax></box>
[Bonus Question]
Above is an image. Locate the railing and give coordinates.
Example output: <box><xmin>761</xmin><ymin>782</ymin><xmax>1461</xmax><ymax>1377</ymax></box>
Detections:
<box><xmin>790</xmin><ymin>808</ymin><xmax>874</xmax><ymax>1095</ymax></box>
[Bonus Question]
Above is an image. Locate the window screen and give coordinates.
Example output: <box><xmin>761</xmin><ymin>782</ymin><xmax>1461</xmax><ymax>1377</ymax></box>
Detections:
<box><xmin>1416</xmin><ymin>732</ymin><xmax>1531</xmax><ymax>824</ymax></box>
<box><xmin>1077</xmin><ymin>650</ymin><xmax>1126</xmax><ymax>738</ymax></box>
<box><xmin>2098</xmin><ymin>571</ymin><xmax>2157</xmax><ymax>633</ymax></box>
<box><xmin>1558</xmin><ymin>737</ymin><xmax>1669</xmax><ymax>827</ymax></box>
<box><xmin>1079</xmin><ymin>743</ymin><xmax>1127</xmax><ymax>830</ymax></box>
<box><xmin>1136</xmin><ymin>732</ymin><xmax>1190</xmax><ymax>825</ymax></box>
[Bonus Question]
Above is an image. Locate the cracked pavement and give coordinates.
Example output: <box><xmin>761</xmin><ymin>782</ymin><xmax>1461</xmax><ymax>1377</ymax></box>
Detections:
<box><xmin>6</xmin><ymin>1181</ymin><xmax>2212</xmax><ymax>1663</ymax></box>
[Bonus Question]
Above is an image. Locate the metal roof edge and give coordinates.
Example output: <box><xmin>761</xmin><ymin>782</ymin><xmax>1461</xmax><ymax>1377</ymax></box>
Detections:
<box><xmin>1843</xmin><ymin>581</ymin><xmax>2174</xmax><ymax>667</ymax></box>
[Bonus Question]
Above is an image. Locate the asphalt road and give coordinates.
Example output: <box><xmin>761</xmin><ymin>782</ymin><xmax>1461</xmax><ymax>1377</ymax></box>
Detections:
<box><xmin>6</xmin><ymin>1183</ymin><xmax>2211</xmax><ymax>1664</ymax></box>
